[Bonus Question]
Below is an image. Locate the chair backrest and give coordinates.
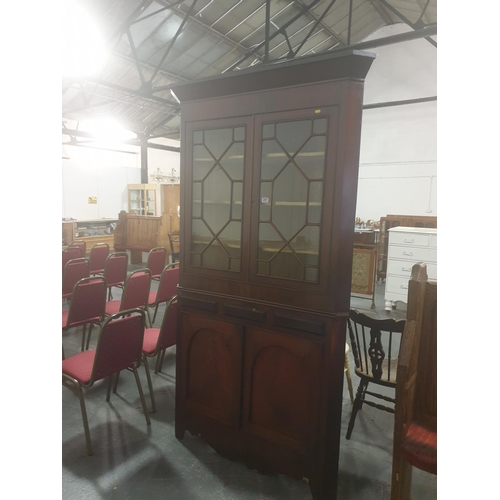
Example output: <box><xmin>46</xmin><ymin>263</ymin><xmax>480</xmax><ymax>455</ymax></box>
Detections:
<box><xmin>155</xmin><ymin>265</ymin><xmax>180</xmax><ymax>304</ymax></box>
<box><xmin>147</xmin><ymin>247</ymin><xmax>167</xmax><ymax>278</ymax></box>
<box><xmin>347</xmin><ymin>309</ymin><xmax>406</xmax><ymax>386</ymax></box>
<box><xmin>66</xmin><ymin>276</ymin><xmax>107</xmax><ymax>329</ymax></box>
<box><xmin>62</xmin><ymin>258</ymin><xmax>90</xmax><ymax>298</ymax></box>
<box><xmin>89</xmin><ymin>243</ymin><xmax>110</xmax><ymax>274</ymax></box>
<box><xmin>156</xmin><ymin>296</ymin><xmax>179</xmax><ymax>352</ymax></box>
<box><xmin>103</xmin><ymin>252</ymin><xmax>128</xmax><ymax>287</ymax></box>
<box><xmin>120</xmin><ymin>269</ymin><xmax>152</xmax><ymax>311</ymax></box>
<box><xmin>396</xmin><ymin>262</ymin><xmax>437</xmax><ymax>431</ymax></box>
<box><xmin>69</xmin><ymin>240</ymin><xmax>87</xmax><ymax>255</ymax></box>
<box><xmin>63</xmin><ymin>246</ymin><xmax>84</xmax><ymax>270</ymax></box>
<box><xmin>168</xmin><ymin>230</ymin><xmax>180</xmax><ymax>262</ymax></box>
<box><xmin>90</xmin><ymin>309</ymin><xmax>146</xmax><ymax>383</ymax></box>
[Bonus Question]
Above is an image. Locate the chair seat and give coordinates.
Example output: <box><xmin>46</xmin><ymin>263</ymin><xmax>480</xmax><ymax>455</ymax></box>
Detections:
<box><xmin>401</xmin><ymin>422</ymin><xmax>437</xmax><ymax>475</ymax></box>
<box><xmin>148</xmin><ymin>290</ymin><xmax>157</xmax><ymax>307</ymax></box>
<box><xmin>354</xmin><ymin>357</ymin><xmax>399</xmax><ymax>384</ymax></box>
<box><xmin>105</xmin><ymin>300</ymin><xmax>121</xmax><ymax>316</ymax></box>
<box><xmin>90</xmin><ymin>268</ymin><xmax>105</xmax><ymax>275</ymax></box>
<box><xmin>62</xmin><ymin>350</ymin><xmax>96</xmax><ymax>385</ymax></box>
<box><xmin>143</xmin><ymin>328</ymin><xmax>160</xmax><ymax>355</ymax></box>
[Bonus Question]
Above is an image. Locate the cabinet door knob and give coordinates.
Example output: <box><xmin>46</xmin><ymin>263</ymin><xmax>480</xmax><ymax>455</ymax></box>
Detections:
<box><xmin>400</xmin><ymin>284</ymin><xmax>408</xmax><ymax>289</ymax></box>
<box><xmin>402</xmin><ymin>267</ymin><xmax>411</xmax><ymax>272</ymax></box>
<box><xmin>404</xmin><ymin>238</ymin><xmax>414</xmax><ymax>243</ymax></box>
<box><xmin>403</xmin><ymin>251</ymin><xmax>413</xmax><ymax>256</ymax></box>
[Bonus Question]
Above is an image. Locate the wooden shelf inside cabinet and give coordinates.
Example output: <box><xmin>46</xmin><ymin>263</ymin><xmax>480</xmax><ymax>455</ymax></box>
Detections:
<box><xmin>172</xmin><ymin>49</ymin><xmax>375</xmax><ymax>500</ymax></box>
<box><xmin>128</xmin><ymin>183</ymin><xmax>157</xmax><ymax>216</ymax></box>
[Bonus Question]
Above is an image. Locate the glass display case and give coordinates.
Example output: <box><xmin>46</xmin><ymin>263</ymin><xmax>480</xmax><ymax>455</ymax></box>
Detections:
<box><xmin>62</xmin><ymin>218</ymin><xmax>118</xmax><ymax>253</ymax></box>
<box><xmin>128</xmin><ymin>184</ymin><xmax>157</xmax><ymax>216</ymax></box>
<box><xmin>172</xmin><ymin>50</ymin><xmax>374</xmax><ymax>500</ymax></box>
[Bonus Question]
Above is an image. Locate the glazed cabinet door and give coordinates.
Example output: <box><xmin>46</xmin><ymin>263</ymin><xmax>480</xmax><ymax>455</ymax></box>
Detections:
<box><xmin>178</xmin><ymin>312</ymin><xmax>243</xmax><ymax>427</ymax></box>
<box><xmin>184</xmin><ymin>117</ymin><xmax>253</xmax><ymax>279</ymax></box>
<box><xmin>242</xmin><ymin>327</ymin><xmax>324</xmax><ymax>454</ymax></box>
<box><xmin>250</xmin><ymin>107</ymin><xmax>339</xmax><ymax>294</ymax></box>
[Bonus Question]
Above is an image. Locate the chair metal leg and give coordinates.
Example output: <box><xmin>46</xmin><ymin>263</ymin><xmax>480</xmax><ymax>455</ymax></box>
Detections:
<box><xmin>152</xmin><ymin>304</ymin><xmax>159</xmax><ymax>324</ymax></box>
<box><xmin>132</xmin><ymin>367</ymin><xmax>151</xmax><ymax>425</ymax></box>
<box><xmin>142</xmin><ymin>355</ymin><xmax>156</xmax><ymax>413</ymax></box>
<box><xmin>106</xmin><ymin>375</ymin><xmax>113</xmax><ymax>402</ymax></box>
<box><xmin>145</xmin><ymin>308</ymin><xmax>153</xmax><ymax>328</ymax></box>
<box><xmin>85</xmin><ymin>323</ymin><xmax>94</xmax><ymax>351</ymax></box>
<box><xmin>81</xmin><ymin>325</ymin><xmax>87</xmax><ymax>352</ymax></box>
<box><xmin>346</xmin><ymin>379</ymin><xmax>368</xmax><ymax>440</ymax></box>
<box><xmin>76</xmin><ymin>384</ymin><xmax>93</xmax><ymax>456</ymax></box>
<box><xmin>112</xmin><ymin>372</ymin><xmax>120</xmax><ymax>394</ymax></box>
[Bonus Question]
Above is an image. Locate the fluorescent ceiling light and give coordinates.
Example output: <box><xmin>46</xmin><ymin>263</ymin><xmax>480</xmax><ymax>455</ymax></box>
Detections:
<box><xmin>79</xmin><ymin>118</ymin><xmax>136</xmax><ymax>145</ymax></box>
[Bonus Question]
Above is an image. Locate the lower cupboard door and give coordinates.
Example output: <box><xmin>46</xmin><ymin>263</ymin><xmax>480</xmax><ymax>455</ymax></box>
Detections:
<box><xmin>242</xmin><ymin>327</ymin><xmax>323</xmax><ymax>453</ymax></box>
<box><xmin>180</xmin><ymin>312</ymin><xmax>243</xmax><ymax>427</ymax></box>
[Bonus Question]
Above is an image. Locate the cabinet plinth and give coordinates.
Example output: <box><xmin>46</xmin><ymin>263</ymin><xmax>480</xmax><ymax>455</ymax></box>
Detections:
<box><xmin>172</xmin><ymin>50</ymin><xmax>374</xmax><ymax>500</ymax></box>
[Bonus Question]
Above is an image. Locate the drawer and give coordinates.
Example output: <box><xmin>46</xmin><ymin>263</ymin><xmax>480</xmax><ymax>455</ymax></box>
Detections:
<box><xmin>389</xmin><ymin>232</ymin><xmax>430</xmax><ymax>247</ymax></box>
<box><xmin>386</xmin><ymin>275</ymin><xmax>411</xmax><ymax>295</ymax></box>
<box><xmin>388</xmin><ymin>246</ymin><xmax>437</xmax><ymax>263</ymax></box>
<box><xmin>387</xmin><ymin>260</ymin><xmax>437</xmax><ymax>280</ymax></box>
<box><xmin>430</xmin><ymin>234</ymin><xmax>437</xmax><ymax>248</ymax></box>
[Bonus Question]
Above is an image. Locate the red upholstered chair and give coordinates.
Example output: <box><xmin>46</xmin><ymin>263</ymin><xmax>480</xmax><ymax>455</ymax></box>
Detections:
<box><xmin>62</xmin><ymin>258</ymin><xmax>90</xmax><ymax>300</ymax></box>
<box><xmin>345</xmin><ymin>309</ymin><xmax>406</xmax><ymax>439</ymax></box>
<box><xmin>62</xmin><ymin>246</ymin><xmax>83</xmax><ymax>271</ymax></box>
<box><xmin>146</xmin><ymin>247</ymin><xmax>167</xmax><ymax>281</ymax></box>
<box><xmin>391</xmin><ymin>263</ymin><xmax>437</xmax><ymax>499</ymax></box>
<box><xmin>142</xmin><ymin>296</ymin><xmax>178</xmax><ymax>412</ymax></box>
<box><xmin>147</xmin><ymin>263</ymin><xmax>179</xmax><ymax>324</ymax></box>
<box><xmin>69</xmin><ymin>240</ymin><xmax>87</xmax><ymax>256</ymax></box>
<box><xmin>89</xmin><ymin>243</ymin><xmax>110</xmax><ymax>275</ymax></box>
<box><xmin>103</xmin><ymin>251</ymin><xmax>128</xmax><ymax>300</ymax></box>
<box><xmin>105</xmin><ymin>269</ymin><xmax>152</xmax><ymax>326</ymax></box>
<box><xmin>62</xmin><ymin>309</ymin><xmax>150</xmax><ymax>456</ymax></box>
<box><xmin>62</xmin><ymin>276</ymin><xmax>106</xmax><ymax>353</ymax></box>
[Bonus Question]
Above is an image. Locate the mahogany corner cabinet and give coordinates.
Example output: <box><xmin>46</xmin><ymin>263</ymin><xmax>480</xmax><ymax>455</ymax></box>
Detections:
<box><xmin>171</xmin><ymin>50</ymin><xmax>375</xmax><ymax>500</ymax></box>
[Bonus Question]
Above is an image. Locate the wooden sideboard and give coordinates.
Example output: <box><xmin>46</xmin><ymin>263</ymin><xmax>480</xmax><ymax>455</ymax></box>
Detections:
<box><xmin>377</xmin><ymin>215</ymin><xmax>437</xmax><ymax>282</ymax></box>
<box><xmin>384</xmin><ymin>227</ymin><xmax>437</xmax><ymax>312</ymax></box>
<box><xmin>62</xmin><ymin>219</ymin><xmax>117</xmax><ymax>253</ymax></box>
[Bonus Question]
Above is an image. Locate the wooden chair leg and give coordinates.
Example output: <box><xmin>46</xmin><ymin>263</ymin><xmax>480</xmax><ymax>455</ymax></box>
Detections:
<box><xmin>346</xmin><ymin>379</ymin><xmax>368</xmax><ymax>440</ymax></box>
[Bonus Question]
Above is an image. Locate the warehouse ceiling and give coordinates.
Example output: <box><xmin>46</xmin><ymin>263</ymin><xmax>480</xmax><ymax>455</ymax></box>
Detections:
<box><xmin>62</xmin><ymin>0</ymin><xmax>437</xmax><ymax>145</ymax></box>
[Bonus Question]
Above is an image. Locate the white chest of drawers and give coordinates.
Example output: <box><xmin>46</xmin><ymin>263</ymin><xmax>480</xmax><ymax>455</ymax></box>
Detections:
<box><xmin>384</xmin><ymin>227</ymin><xmax>437</xmax><ymax>312</ymax></box>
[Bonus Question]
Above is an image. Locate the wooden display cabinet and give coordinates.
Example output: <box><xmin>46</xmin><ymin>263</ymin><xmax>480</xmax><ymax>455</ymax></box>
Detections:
<box><xmin>128</xmin><ymin>184</ymin><xmax>157</xmax><ymax>216</ymax></box>
<box><xmin>171</xmin><ymin>49</ymin><xmax>374</xmax><ymax>500</ymax></box>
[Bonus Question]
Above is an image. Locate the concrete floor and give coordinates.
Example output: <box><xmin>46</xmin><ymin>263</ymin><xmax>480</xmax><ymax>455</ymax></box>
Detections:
<box><xmin>62</xmin><ymin>264</ymin><xmax>437</xmax><ymax>499</ymax></box>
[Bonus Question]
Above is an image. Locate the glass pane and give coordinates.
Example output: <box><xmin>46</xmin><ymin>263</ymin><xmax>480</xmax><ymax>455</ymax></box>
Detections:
<box><xmin>308</xmin><ymin>182</ymin><xmax>322</xmax><ymax>224</ymax></box>
<box><xmin>305</xmin><ymin>267</ymin><xmax>318</xmax><ymax>282</ymax></box>
<box><xmin>220</xmin><ymin>143</ymin><xmax>244</xmax><ymax>180</ymax></box>
<box><xmin>261</xmin><ymin>140</ymin><xmax>287</xmax><ymax>180</ymax></box>
<box><xmin>203</xmin><ymin>168</ymin><xmax>231</xmax><ymax>234</ymax></box>
<box><xmin>258</xmin><ymin>223</ymin><xmax>283</xmax><ymax>261</ymax></box>
<box><xmin>193</xmin><ymin>130</ymin><xmax>203</xmax><ymax>144</ymax></box>
<box><xmin>202</xmin><ymin>240</ymin><xmax>229</xmax><ymax>270</ymax></box>
<box><xmin>204</xmin><ymin>128</ymin><xmax>233</xmax><ymax>160</ymax></box>
<box><xmin>232</xmin><ymin>182</ymin><xmax>243</xmax><ymax>220</ymax></box>
<box><xmin>234</xmin><ymin>127</ymin><xmax>245</xmax><ymax>141</ymax></box>
<box><xmin>192</xmin><ymin>219</ymin><xmax>213</xmax><ymax>254</ymax></box>
<box><xmin>257</xmin><ymin>261</ymin><xmax>269</xmax><ymax>275</ymax></box>
<box><xmin>192</xmin><ymin>182</ymin><xmax>202</xmax><ymax>217</ymax></box>
<box><xmin>313</xmin><ymin>118</ymin><xmax>327</xmax><ymax>134</ymax></box>
<box><xmin>193</xmin><ymin>145</ymin><xmax>215</xmax><ymax>181</ymax></box>
<box><xmin>294</xmin><ymin>136</ymin><xmax>326</xmax><ymax>180</ymax></box>
<box><xmin>263</xmin><ymin>123</ymin><xmax>274</xmax><ymax>138</ymax></box>
<box><xmin>191</xmin><ymin>253</ymin><xmax>201</xmax><ymax>266</ymax></box>
<box><xmin>259</xmin><ymin>182</ymin><xmax>272</xmax><ymax>221</ymax></box>
<box><xmin>219</xmin><ymin>222</ymin><xmax>242</xmax><ymax>257</ymax></box>
<box><xmin>290</xmin><ymin>226</ymin><xmax>320</xmax><ymax>266</ymax></box>
<box><xmin>269</xmin><ymin>251</ymin><xmax>304</xmax><ymax>281</ymax></box>
<box><xmin>272</xmin><ymin>163</ymin><xmax>308</xmax><ymax>241</ymax></box>
<box><xmin>230</xmin><ymin>259</ymin><xmax>241</xmax><ymax>272</ymax></box>
<box><xmin>276</xmin><ymin>120</ymin><xmax>311</xmax><ymax>156</ymax></box>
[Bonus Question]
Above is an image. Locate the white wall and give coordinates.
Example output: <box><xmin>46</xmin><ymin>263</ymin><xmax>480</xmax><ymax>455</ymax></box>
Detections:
<box><xmin>356</xmin><ymin>23</ymin><xmax>437</xmax><ymax>222</ymax></box>
<box><xmin>62</xmin><ymin>137</ymin><xmax>181</xmax><ymax>220</ymax></box>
